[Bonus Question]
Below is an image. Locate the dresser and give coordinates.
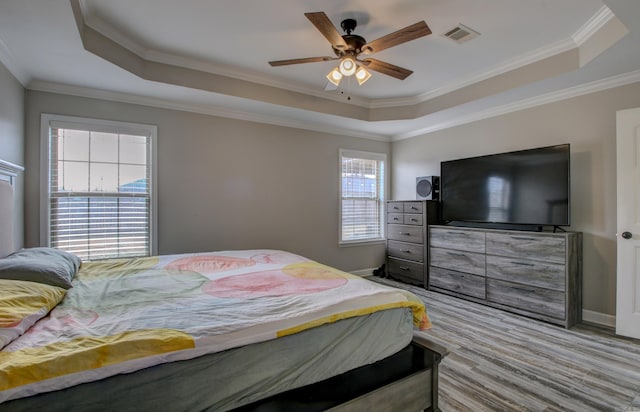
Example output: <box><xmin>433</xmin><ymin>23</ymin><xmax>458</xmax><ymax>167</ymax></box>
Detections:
<box><xmin>429</xmin><ymin>225</ymin><xmax>582</xmax><ymax>328</ymax></box>
<box><xmin>385</xmin><ymin>200</ymin><xmax>439</xmax><ymax>286</ymax></box>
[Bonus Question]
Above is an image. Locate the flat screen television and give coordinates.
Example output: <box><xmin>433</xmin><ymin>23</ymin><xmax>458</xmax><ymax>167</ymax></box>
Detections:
<box><xmin>440</xmin><ymin>144</ymin><xmax>570</xmax><ymax>228</ymax></box>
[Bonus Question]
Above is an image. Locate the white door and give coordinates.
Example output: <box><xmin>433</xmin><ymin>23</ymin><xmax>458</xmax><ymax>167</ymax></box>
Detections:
<box><xmin>616</xmin><ymin>107</ymin><xmax>640</xmax><ymax>339</ymax></box>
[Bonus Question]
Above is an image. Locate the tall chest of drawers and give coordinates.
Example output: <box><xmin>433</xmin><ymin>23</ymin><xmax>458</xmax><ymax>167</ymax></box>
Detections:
<box><xmin>429</xmin><ymin>225</ymin><xmax>582</xmax><ymax>328</ymax></box>
<box><xmin>385</xmin><ymin>200</ymin><xmax>439</xmax><ymax>286</ymax></box>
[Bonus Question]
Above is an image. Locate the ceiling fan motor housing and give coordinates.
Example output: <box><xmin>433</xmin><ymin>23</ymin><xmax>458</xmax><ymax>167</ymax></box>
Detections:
<box><xmin>331</xmin><ymin>18</ymin><xmax>366</xmax><ymax>56</ymax></box>
<box><xmin>333</xmin><ymin>34</ymin><xmax>366</xmax><ymax>56</ymax></box>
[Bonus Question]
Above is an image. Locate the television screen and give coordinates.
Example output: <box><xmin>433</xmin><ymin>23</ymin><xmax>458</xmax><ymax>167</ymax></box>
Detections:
<box><xmin>440</xmin><ymin>144</ymin><xmax>570</xmax><ymax>227</ymax></box>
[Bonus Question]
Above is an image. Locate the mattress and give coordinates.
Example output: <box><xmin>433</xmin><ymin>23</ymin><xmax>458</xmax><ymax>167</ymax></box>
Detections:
<box><xmin>0</xmin><ymin>306</ymin><xmax>414</xmax><ymax>411</ymax></box>
<box><xmin>1</xmin><ymin>249</ymin><xmax>429</xmax><ymax>410</ymax></box>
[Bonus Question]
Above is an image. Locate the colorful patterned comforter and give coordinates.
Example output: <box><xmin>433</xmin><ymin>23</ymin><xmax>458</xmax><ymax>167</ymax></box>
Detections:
<box><xmin>0</xmin><ymin>250</ymin><xmax>430</xmax><ymax>403</ymax></box>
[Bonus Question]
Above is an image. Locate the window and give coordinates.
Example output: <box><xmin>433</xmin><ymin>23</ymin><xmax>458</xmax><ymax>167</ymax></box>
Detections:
<box><xmin>487</xmin><ymin>176</ymin><xmax>511</xmax><ymax>222</ymax></box>
<box><xmin>41</xmin><ymin>114</ymin><xmax>157</xmax><ymax>260</ymax></box>
<box><xmin>339</xmin><ymin>149</ymin><xmax>386</xmax><ymax>244</ymax></box>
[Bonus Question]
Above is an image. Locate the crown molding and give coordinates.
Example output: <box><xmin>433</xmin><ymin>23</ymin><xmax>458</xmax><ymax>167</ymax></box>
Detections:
<box><xmin>84</xmin><ymin>9</ymin><xmax>577</xmax><ymax>111</ymax></box>
<box><xmin>81</xmin><ymin>10</ymin><xmax>371</xmax><ymax>108</ymax></box>
<box><xmin>31</xmin><ymin>69</ymin><xmax>640</xmax><ymax>145</ymax></box>
<box><xmin>371</xmin><ymin>37</ymin><xmax>578</xmax><ymax>109</ymax></box>
<box><xmin>573</xmin><ymin>5</ymin><xmax>615</xmax><ymax>46</ymax></box>
<box><xmin>82</xmin><ymin>10</ymin><xmax>147</xmax><ymax>58</ymax></box>
<box><xmin>27</xmin><ymin>80</ymin><xmax>389</xmax><ymax>142</ymax></box>
<box><xmin>392</xmin><ymin>69</ymin><xmax>640</xmax><ymax>141</ymax></box>
<box><xmin>364</xmin><ymin>6</ymin><xmax>613</xmax><ymax>109</ymax></box>
<box><xmin>0</xmin><ymin>36</ymin><xmax>30</xmax><ymax>86</ymax></box>
<box><xmin>77</xmin><ymin>1</ymin><xmax>612</xmax><ymax>112</ymax></box>
<box><xmin>142</xmin><ymin>48</ymin><xmax>371</xmax><ymax>108</ymax></box>
<box><xmin>14</xmin><ymin>2</ymin><xmax>630</xmax><ymax>144</ymax></box>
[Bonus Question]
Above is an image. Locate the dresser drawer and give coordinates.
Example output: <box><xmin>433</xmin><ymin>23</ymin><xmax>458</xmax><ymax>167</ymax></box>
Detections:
<box><xmin>486</xmin><ymin>255</ymin><xmax>565</xmax><ymax>291</ymax></box>
<box><xmin>387</xmin><ymin>224</ymin><xmax>424</xmax><ymax>243</ymax></box>
<box><xmin>403</xmin><ymin>201</ymin><xmax>423</xmax><ymax>213</ymax></box>
<box><xmin>430</xmin><ymin>227</ymin><xmax>485</xmax><ymax>253</ymax></box>
<box><xmin>486</xmin><ymin>279</ymin><xmax>565</xmax><ymax>319</ymax></box>
<box><xmin>387</xmin><ymin>213</ymin><xmax>404</xmax><ymax>224</ymax></box>
<box><xmin>486</xmin><ymin>232</ymin><xmax>566</xmax><ymax>263</ymax></box>
<box><xmin>387</xmin><ymin>202</ymin><xmax>404</xmax><ymax>213</ymax></box>
<box><xmin>387</xmin><ymin>258</ymin><xmax>424</xmax><ymax>283</ymax></box>
<box><xmin>404</xmin><ymin>214</ymin><xmax>423</xmax><ymax>226</ymax></box>
<box><xmin>430</xmin><ymin>247</ymin><xmax>485</xmax><ymax>276</ymax></box>
<box><xmin>388</xmin><ymin>240</ymin><xmax>424</xmax><ymax>262</ymax></box>
<box><xmin>429</xmin><ymin>267</ymin><xmax>486</xmax><ymax>299</ymax></box>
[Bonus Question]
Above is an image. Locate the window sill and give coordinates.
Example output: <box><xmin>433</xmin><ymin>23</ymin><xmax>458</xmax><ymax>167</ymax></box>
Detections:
<box><xmin>339</xmin><ymin>239</ymin><xmax>386</xmax><ymax>248</ymax></box>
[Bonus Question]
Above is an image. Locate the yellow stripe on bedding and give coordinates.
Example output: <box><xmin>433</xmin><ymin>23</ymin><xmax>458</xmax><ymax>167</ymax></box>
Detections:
<box><xmin>0</xmin><ymin>280</ymin><xmax>66</xmax><ymax>327</ymax></box>
<box><xmin>0</xmin><ymin>328</ymin><xmax>193</xmax><ymax>390</ymax></box>
<box><xmin>282</xmin><ymin>262</ymin><xmax>360</xmax><ymax>280</ymax></box>
<box><xmin>397</xmin><ymin>290</ymin><xmax>432</xmax><ymax>329</ymax></box>
<box><xmin>276</xmin><ymin>300</ymin><xmax>431</xmax><ymax>338</ymax></box>
<box><xmin>77</xmin><ymin>256</ymin><xmax>160</xmax><ymax>280</ymax></box>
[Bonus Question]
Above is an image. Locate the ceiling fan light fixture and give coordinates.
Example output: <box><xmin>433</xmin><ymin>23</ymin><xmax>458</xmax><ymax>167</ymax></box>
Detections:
<box><xmin>326</xmin><ymin>67</ymin><xmax>343</xmax><ymax>86</ymax></box>
<box><xmin>355</xmin><ymin>66</ymin><xmax>371</xmax><ymax>85</ymax></box>
<box><xmin>270</xmin><ymin>13</ymin><xmax>433</xmax><ymax>89</ymax></box>
<box><xmin>339</xmin><ymin>57</ymin><xmax>357</xmax><ymax>76</ymax></box>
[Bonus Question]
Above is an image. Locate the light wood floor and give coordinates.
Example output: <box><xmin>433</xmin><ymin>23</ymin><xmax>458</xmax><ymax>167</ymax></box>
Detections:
<box><xmin>375</xmin><ymin>278</ymin><xmax>640</xmax><ymax>412</ymax></box>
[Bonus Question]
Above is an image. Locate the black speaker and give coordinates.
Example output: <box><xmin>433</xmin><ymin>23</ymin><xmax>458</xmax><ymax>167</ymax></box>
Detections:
<box><xmin>416</xmin><ymin>176</ymin><xmax>439</xmax><ymax>200</ymax></box>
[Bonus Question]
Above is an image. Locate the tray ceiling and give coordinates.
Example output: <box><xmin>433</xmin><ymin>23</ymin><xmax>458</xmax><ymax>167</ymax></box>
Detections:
<box><xmin>0</xmin><ymin>0</ymin><xmax>639</xmax><ymax>140</ymax></box>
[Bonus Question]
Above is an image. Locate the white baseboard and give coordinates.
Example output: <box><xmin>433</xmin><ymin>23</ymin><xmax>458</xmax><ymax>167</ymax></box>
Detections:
<box><xmin>582</xmin><ymin>309</ymin><xmax>616</xmax><ymax>328</ymax></box>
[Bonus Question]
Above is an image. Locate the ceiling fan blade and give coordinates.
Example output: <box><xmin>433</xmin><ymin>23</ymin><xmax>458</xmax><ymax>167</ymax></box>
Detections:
<box><xmin>361</xmin><ymin>58</ymin><xmax>413</xmax><ymax>80</ymax></box>
<box><xmin>361</xmin><ymin>21</ymin><xmax>431</xmax><ymax>54</ymax></box>
<box><xmin>269</xmin><ymin>56</ymin><xmax>337</xmax><ymax>66</ymax></box>
<box><xmin>305</xmin><ymin>12</ymin><xmax>348</xmax><ymax>50</ymax></box>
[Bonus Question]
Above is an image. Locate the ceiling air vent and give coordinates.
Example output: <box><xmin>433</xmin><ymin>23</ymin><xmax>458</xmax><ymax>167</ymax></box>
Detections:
<box><xmin>443</xmin><ymin>24</ymin><xmax>480</xmax><ymax>44</ymax></box>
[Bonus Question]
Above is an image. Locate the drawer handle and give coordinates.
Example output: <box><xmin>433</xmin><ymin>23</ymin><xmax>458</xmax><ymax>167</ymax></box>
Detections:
<box><xmin>400</xmin><ymin>232</ymin><xmax>412</xmax><ymax>236</ymax></box>
<box><xmin>447</xmin><ymin>231</ymin><xmax>468</xmax><ymax>236</ymax></box>
<box><xmin>393</xmin><ymin>217</ymin><xmax>400</xmax><ymax>221</ymax></box>
<box><xmin>410</xmin><ymin>218</ymin><xmax>418</xmax><ymax>222</ymax></box>
<box><xmin>511</xmin><ymin>286</ymin><xmax>534</xmax><ymax>293</ymax></box>
<box><xmin>399</xmin><ymin>266</ymin><xmax>410</xmax><ymax>271</ymax></box>
<box><xmin>400</xmin><ymin>250</ymin><xmax>412</xmax><ymax>253</ymax></box>
<box><xmin>410</xmin><ymin>206</ymin><xmax>418</xmax><ymax>210</ymax></box>
<box><xmin>510</xmin><ymin>236</ymin><xmax>535</xmax><ymax>241</ymax></box>
<box><xmin>511</xmin><ymin>261</ymin><xmax>535</xmax><ymax>266</ymax></box>
<box><xmin>393</xmin><ymin>207</ymin><xmax>400</xmax><ymax>210</ymax></box>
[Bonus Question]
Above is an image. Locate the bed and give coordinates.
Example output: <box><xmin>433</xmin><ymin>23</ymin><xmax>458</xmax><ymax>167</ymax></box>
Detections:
<box><xmin>0</xmin><ymin>164</ymin><xmax>447</xmax><ymax>411</ymax></box>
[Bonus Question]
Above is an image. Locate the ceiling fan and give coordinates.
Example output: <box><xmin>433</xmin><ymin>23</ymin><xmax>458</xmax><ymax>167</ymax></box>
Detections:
<box><xmin>269</xmin><ymin>12</ymin><xmax>432</xmax><ymax>87</ymax></box>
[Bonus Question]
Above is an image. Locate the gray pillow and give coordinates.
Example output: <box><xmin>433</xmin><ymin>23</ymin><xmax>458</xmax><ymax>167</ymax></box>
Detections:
<box><xmin>0</xmin><ymin>247</ymin><xmax>81</xmax><ymax>289</ymax></box>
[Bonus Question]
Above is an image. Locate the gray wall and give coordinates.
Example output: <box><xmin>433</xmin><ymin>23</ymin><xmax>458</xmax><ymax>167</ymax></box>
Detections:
<box><xmin>22</xmin><ymin>81</ymin><xmax>640</xmax><ymax>318</ymax></box>
<box><xmin>391</xmin><ymin>81</ymin><xmax>640</xmax><ymax>317</ymax></box>
<box><xmin>0</xmin><ymin>62</ymin><xmax>25</xmax><ymax>251</ymax></box>
<box><xmin>24</xmin><ymin>91</ymin><xmax>389</xmax><ymax>272</ymax></box>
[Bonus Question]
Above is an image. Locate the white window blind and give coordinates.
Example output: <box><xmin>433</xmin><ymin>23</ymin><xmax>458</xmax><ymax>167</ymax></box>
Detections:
<box><xmin>340</xmin><ymin>149</ymin><xmax>386</xmax><ymax>244</ymax></box>
<box><xmin>44</xmin><ymin>116</ymin><xmax>156</xmax><ymax>260</ymax></box>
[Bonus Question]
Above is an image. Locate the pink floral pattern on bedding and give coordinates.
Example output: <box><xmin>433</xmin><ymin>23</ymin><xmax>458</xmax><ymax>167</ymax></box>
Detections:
<box><xmin>203</xmin><ymin>269</ymin><xmax>347</xmax><ymax>298</ymax></box>
<box><xmin>250</xmin><ymin>251</ymin><xmax>308</xmax><ymax>265</ymax></box>
<box><xmin>0</xmin><ymin>249</ymin><xmax>430</xmax><ymax>404</ymax></box>
<box><xmin>164</xmin><ymin>255</ymin><xmax>256</xmax><ymax>274</ymax></box>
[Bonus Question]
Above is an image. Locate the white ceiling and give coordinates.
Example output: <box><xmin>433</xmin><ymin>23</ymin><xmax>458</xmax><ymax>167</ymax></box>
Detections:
<box><xmin>1</xmin><ymin>0</ymin><xmax>639</xmax><ymax>140</ymax></box>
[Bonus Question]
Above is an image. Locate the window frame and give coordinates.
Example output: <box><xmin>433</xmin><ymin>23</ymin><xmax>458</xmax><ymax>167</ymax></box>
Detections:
<box><xmin>339</xmin><ymin>149</ymin><xmax>387</xmax><ymax>246</ymax></box>
<box><xmin>40</xmin><ymin>113</ymin><xmax>158</xmax><ymax>258</ymax></box>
